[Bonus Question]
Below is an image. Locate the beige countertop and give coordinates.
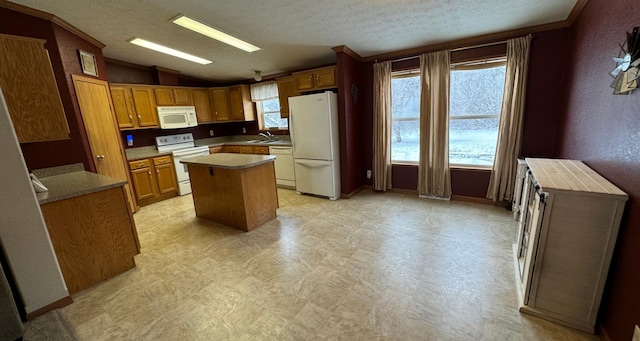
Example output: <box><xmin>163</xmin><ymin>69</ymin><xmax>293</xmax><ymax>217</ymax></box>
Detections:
<box><xmin>180</xmin><ymin>153</ymin><xmax>276</xmax><ymax>169</ymax></box>
<box><xmin>36</xmin><ymin>171</ymin><xmax>127</xmax><ymax>205</ymax></box>
<box><xmin>126</xmin><ymin>135</ymin><xmax>291</xmax><ymax>161</ymax></box>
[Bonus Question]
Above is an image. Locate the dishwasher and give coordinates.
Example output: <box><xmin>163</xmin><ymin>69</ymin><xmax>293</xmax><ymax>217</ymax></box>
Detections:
<box><xmin>269</xmin><ymin>146</ymin><xmax>295</xmax><ymax>188</ymax></box>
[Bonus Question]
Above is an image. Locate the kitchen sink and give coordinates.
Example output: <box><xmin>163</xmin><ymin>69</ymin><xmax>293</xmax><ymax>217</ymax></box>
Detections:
<box><xmin>247</xmin><ymin>140</ymin><xmax>276</xmax><ymax>144</ymax></box>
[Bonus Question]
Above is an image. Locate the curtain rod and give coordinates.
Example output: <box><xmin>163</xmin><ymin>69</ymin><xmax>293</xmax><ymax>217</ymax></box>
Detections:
<box><xmin>378</xmin><ymin>34</ymin><xmax>532</xmax><ymax>64</ymax></box>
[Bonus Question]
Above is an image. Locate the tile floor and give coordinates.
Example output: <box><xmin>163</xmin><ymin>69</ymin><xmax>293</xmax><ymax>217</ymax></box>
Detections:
<box><xmin>61</xmin><ymin>189</ymin><xmax>600</xmax><ymax>340</ymax></box>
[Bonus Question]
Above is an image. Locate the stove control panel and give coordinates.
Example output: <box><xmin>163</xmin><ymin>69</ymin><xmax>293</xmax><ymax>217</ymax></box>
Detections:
<box><xmin>156</xmin><ymin>133</ymin><xmax>194</xmax><ymax>147</ymax></box>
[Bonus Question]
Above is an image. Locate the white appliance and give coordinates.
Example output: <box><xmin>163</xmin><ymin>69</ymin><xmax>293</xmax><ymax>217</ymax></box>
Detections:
<box><xmin>157</xmin><ymin>106</ymin><xmax>198</xmax><ymax>129</ymax></box>
<box><xmin>156</xmin><ymin>133</ymin><xmax>209</xmax><ymax>195</ymax></box>
<box><xmin>0</xmin><ymin>88</ymin><xmax>69</xmax><ymax>315</ymax></box>
<box><xmin>289</xmin><ymin>92</ymin><xmax>340</xmax><ymax>200</ymax></box>
<box><xmin>269</xmin><ymin>146</ymin><xmax>295</xmax><ymax>188</ymax></box>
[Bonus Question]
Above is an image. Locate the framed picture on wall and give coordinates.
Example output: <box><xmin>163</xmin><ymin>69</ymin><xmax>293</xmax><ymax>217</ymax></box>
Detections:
<box><xmin>78</xmin><ymin>50</ymin><xmax>98</xmax><ymax>77</ymax></box>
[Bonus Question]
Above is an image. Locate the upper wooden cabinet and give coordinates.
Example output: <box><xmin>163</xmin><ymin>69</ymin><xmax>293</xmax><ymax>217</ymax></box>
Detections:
<box><xmin>209</xmin><ymin>88</ymin><xmax>231</xmax><ymax>122</ymax></box>
<box><xmin>228</xmin><ymin>85</ymin><xmax>255</xmax><ymax>121</ymax></box>
<box><xmin>276</xmin><ymin>76</ymin><xmax>296</xmax><ymax>118</ymax></box>
<box><xmin>191</xmin><ymin>88</ymin><xmax>214</xmax><ymax>123</ymax></box>
<box><xmin>154</xmin><ymin>87</ymin><xmax>193</xmax><ymax>106</ymax></box>
<box><xmin>0</xmin><ymin>33</ymin><xmax>69</xmax><ymax>143</ymax></box>
<box><xmin>110</xmin><ymin>84</ymin><xmax>158</xmax><ymax>129</ymax></box>
<box><xmin>292</xmin><ymin>66</ymin><xmax>337</xmax><ymax>92</ymax></box>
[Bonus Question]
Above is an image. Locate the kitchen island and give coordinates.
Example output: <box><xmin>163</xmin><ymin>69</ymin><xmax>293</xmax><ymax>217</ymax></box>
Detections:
<box><xmin>181</xmin><ymin>153</ymin><xmax>278</xmax><ymax>231</ymax></box>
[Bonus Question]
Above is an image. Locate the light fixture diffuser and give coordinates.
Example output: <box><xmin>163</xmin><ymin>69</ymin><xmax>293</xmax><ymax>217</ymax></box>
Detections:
<box><xmin>128</xmin><ymin>38</ymin><xmax>212</xmax><ymax>65</ymax></box>
<box><xmin>172</xmin><ymin>15</ymin><xmax>261</xmax><ymax>53</ymax></box>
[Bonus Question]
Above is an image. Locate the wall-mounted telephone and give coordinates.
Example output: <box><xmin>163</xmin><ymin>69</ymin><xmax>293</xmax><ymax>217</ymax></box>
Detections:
<box><xmin>29</xmin><ymin>173</ymin><xmax>48</xmax><ymax>192</ymax></box>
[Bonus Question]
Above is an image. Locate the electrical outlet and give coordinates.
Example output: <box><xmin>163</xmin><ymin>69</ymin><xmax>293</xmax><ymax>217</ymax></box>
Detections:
<box><xmin>366</xmin><ymin>170</ymin><xmax>372</xmax><ymax>179</ymax></box>
<box><xmin>242</xmin><ymin>127</ymin><xmax>246</xmax><ymax>134</ymax></box>
<box><xmin>209</xmin><ymin>130</ymin><xmax>214</xmax><ymax>136</ymax></box>
<box><xmin>633</xmin><ymin>325</ymin><xmax>640</xmax><ymax>341</ymax></box>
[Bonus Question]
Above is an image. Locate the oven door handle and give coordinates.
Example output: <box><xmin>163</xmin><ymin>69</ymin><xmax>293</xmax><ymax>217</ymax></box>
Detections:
<box><xmin>173</xmin><ymin>149</ymin><xmax>209</xmax><ymax>158</ymax></box>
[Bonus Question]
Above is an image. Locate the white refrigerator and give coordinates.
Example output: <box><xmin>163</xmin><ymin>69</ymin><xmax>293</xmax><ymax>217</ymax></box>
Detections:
<box><xmin>289</xmin><ymin>92</ymin><xmax>341</xmax><ymax>200</ymax></box>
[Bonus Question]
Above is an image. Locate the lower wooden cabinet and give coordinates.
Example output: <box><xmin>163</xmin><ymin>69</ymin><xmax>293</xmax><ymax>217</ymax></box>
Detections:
<box><xmin>129</xmin><ymin>155</ymin><xmax>178</xmax><ymax>206</ymax></box>
<box><xmin>222</xmin><ymin>145</ymin><xmax>269</xmax><ymax>155</ymax></box>
<box><xmin>209</xmin><ymin>146</ymin><xmax>223</xmax><ymax>154</ymax></box>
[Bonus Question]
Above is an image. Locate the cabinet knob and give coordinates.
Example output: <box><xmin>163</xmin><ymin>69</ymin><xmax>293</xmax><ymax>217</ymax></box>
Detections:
<box><xmin>96</xmin><ymin>154</ymin><xmax>105</xmax><ymax>160</ymax></box>
<box><xmin>148</xmin><ymin>171</ymin><xmax>151</xmax><ymax>175</ymax></box>
<box><xmin>128</xmin><ymin>114</ymin><xmax>133</xmax><ymax>122</ymax></box>
<box><xmin>137</xmin><ymin>114</ymin><xmax>142</xmax><ymax>121</ymax></box>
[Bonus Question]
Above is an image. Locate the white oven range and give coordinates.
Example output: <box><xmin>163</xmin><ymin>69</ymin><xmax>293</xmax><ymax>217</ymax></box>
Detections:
<box><xmin>156</xmin><ymin>133</ymin><xmax>209</xmax><ymax>195</ymax></box>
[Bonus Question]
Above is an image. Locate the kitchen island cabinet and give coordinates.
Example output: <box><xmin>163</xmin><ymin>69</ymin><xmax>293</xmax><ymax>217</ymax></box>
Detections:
<box><xmin>37</xmin><ymin>171</ymin><xmax>140</xmax><ymax>294</ymax></box>
<box><xmin>181</xmin><ymin>153</ymin><xmax>277</xmax><ymax>231</ymax></box>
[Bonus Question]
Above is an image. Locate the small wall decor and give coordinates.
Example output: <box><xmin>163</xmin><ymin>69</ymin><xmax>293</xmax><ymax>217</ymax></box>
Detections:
<box><xmin>78</xmin><ymin>50</ymin><xmax>98</xmax><ymax>77</ymax></box>
<box><xmin>610</xmin><ymin>27</ymin><xmax>639</xmax><ymax>95</ymax></box>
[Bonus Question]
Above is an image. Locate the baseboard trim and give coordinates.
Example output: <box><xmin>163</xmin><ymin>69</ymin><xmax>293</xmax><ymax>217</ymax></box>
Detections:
<box><xmin>452</xmin><ymin>195</ymin><xmax>509</xmax><ymax>207</ymax></box>
<box><xmin>341</xmin><ymin>186</ymin><xmax>364</xmax><ymax>199</ymax></box>
<box><xmin>26</xmin><ymin>295</ymin><xmax>73</xmax><ymax>320</ymax></box>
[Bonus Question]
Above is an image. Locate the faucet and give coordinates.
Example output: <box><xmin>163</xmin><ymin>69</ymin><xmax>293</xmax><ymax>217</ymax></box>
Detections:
<box><xmin>259</xmin><ymin>131</ymin><xmax>276</xmax><ymax>141</ymax></box>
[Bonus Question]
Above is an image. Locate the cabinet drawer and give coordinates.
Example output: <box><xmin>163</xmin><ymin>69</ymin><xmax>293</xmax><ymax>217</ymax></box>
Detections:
<box><xmin>223</xmin><ymin>145</ymin><xmax>241</xmax><ymax>153</ymax></box>
<box><xmin>153</xmin><ymin>155</ymin><xmax>173</xmax><ymax>165</ymax></box>
<box><xmin>129</xmin><ymin>159</ymin><xmax>150</xmax><ymax>170</ymax></box>
<box><xmin>209</xmin><ymin>146</ymin><xmax>223</xmax><ymax>154</ymax></box>
<box><xmin>239</xmin><ymin>146</ymin><xmax>254</xmax><ymax>154</ymax></box>
<box><xmin>254</xmin><ymin>146</ymin><xmax>269</xmax><ymax>155</ymax></box>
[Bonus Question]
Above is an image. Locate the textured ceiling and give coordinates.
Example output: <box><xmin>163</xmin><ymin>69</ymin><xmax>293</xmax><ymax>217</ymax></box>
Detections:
<box><xmin>9</xmin><ymin>0</ymin><xmax>577</xmax><ymax>82</ymax></box>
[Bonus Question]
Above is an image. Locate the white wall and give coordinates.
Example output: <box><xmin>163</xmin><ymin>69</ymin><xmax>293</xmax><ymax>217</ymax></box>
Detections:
<box><xmin>0</xmin><ymin>88</ymin><xmax>68</xmax><ymax>314</ymax></box>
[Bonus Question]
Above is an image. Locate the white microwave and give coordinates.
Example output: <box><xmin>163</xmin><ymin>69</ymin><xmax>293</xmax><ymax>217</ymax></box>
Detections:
<box><xmin>157</xmin><ymin>106</ymin><xmax>198</xmax><ymax>129</ymax></box>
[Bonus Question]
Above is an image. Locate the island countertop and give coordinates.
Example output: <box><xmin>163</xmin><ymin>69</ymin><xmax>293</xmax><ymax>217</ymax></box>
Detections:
<box><xmin>180</xmin><ymin>153</ymin><xmax>276</xmax><ymax>169</ymax></box>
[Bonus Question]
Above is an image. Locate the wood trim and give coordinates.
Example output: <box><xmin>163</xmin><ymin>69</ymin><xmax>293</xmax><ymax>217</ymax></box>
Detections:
<box><xmin>363</xmin><ymin>0</ymin><xmax>586</xmax><ymax>63</ymax></box>
<box><xmin>151</xmin><ymin>65</ymin><xmax>180</xmax><ymax>75</ymax></box>
<box><xmin>341</xmin><ymin>186</ymin><xmax>364</xmax><ymax>199</ymax></box>
<box><xmin>0</xmin><ymin>0</ymin><xmax>105</xmax><ymax>48</ymax></box>
<box><xmin>0</xmin><ymin>32</ymin><xmax>45</xmax><ymax>44</ymax></box>
<box><xmin>332</xmin><ymin>45</ymin><xmax>363</xmax><ymax>62</ymax></box>
<box><xmin>26</xmin><ymin>295</ymin><xmax>73</xmax><ymax>320</ymax></box>
<box><xmin>598</xmin><ymin>324</ymin><xmax>611</xmax><ymax>341</ymax></box>
<box><xmin>388</xmin><ymin>187</ymin><xmax>419</xmax><ymax>196</ymax></box>
<box><xmin>451</xmin><ymin>194</ymin><xmax>509</xmax><ymax>207</ymax></box>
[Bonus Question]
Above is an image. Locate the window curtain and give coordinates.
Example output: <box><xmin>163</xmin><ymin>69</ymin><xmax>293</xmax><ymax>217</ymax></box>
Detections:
<box><xmin>249</xmin><ymin>81</ymin><xmax>278</xmax><ymax>101</ymax></box>
<box><xmin>373</xmin><ymin>61</ymin><xmax>392</xmax><ymax>191</ymax></box>
<box><xmin>487</xmin><ymin>36</ymin><xmax>532</xmax><ymax>202</ymax></box>
<box><xmin>418</xmin><ymin>50</ymin><xmax>451</xmax><ymax>199</ymax></box>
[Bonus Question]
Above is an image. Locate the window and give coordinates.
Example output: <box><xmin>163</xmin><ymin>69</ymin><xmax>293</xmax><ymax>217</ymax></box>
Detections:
<box><xmin>449</xmin><ymin>61</ymin><xmax>505</xmax><ymax>166</ymax></box>
<box><xmin>389</xmin><ymin>59</ymin><xmax>506</xmax><ymax>167</ymax></box>
<box><xmin>258</xmin><ymin>98</ymin><xmax>288</xmax><ymax>129</ymax></box>
<box><xmin>391</xmin><ymin>72</ymin><xmax>420</xmax><ymax>162</ymax></box>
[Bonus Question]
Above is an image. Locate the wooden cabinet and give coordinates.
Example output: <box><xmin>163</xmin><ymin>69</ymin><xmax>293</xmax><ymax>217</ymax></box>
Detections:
<box><xmin>209</xmin><ymin>146</ymin><xmax>223</xmax><ymax>154</ymax></box>
<box><xmin>210</xmin><ymin>88</ymin><xmax>231</xmax><ymax>121</ymax></box>
<box><xmin>253</xmin><ymin>146</ymin><xmax>270</xmax><ymax>155</ymax></box>
<box><xmin>0</xmin><ymin>33</ymin><xmax>69</xmax><ymax>143</ymax></box>
<box><xmin>515</xmin><ymin>158</ymin><xmax>628</xmax><ymax>333</ymax></box>
<box><xmin>40</xmin><ymin>186</ymin><xmax>139</xmax><ymax>294</ymax></box>
<box><xmin>191</xmin><ymin>88</ymin><xmax>214</xmax><ymax>123</ymax></box>
<box><xmin>223</xmin><ymin>145</ymin><xmax>270</xmax><ymax>155</ymax></box>
<box><xmin>222</xmin><ymin>145</ymin><xmax>242</xmax><ymax>153</ymax></box>
<box><xmin>110</xmin><ymin>84</ymin><xmax>159</xmax><ymax>129</ymax></box>
<box><xmin>154</xmin><ymin>87</ymin><xmax>193</xmax><ymax>106</ymax></box>
<box><xmin>292</xmin><ymin>66</ymin><xmax>337</xmax><ymax>92</ymax></box>
<box><xmin>129</xmin><ymin>155</ymin><xmax>178</xmax><ymax>206</ymax></box>
<box><xmin>228</xmin><ymin>85</ymin><xmax>255</xmax><ymax>121</ymax></box>
<box><xmin>276</xmin><ymin>76</ymin><xmax>296</xmax><ymax>118</ymax></box>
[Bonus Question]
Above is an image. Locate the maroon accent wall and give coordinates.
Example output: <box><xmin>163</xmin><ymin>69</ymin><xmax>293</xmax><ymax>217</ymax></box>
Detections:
<box><xmin>335</xmin><ymin>51</ymin><xmax>366</xmax><ymax>194</ymax></box>
<box><xmin>554</xmin><ymin>1</ymin><xmax>640</xmax><ymax>340</ymax></box>
<box><xmin>106</xmin><ymin>61</ymin><xmax>154</xmax><ymax>84</ymax></box>
<box><xmin>0</xmin><ymin>7</ymin><xmax>105</xmax><ymax>172</ymax></box>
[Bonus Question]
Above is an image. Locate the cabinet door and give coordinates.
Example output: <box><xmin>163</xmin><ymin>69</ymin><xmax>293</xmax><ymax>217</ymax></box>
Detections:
<box><xmin>210</xmin><ymin>88</ymin><xmax>230</xmax><ymax>121</ymax></box>
<box><xmin>0</xmin><ymin>34</ymin><xmax>69</xmax><ymax>143</ymax></box>
<box><xmin>315</xmin><ymin>67</ymin><xmax>337</xmax><ymax>89</ymax></box>
<box><xmin>131</xmin><ymin>87</ymin><xmax>158</xmax><ymax>127</ymax></box>
<box><xmin>130</xmin><ymin>167</ymin><xmax>157</xmax><ymax>200</ymax></box>
<box><xmin>277</xmin><ymin>76</ymin><xmax>296</xmax><ymax>118</ymax></box>
<box><xmin>192</xmin><ymin>89</ymin><xmax>214</xmax><ymax>123</ymax></box>
<box><xmin>172</xmin><ymin>88</ymin><xmax>193</xmax><ymax>105</ymax></box>
<box><xmin>239</xmin><ymin>146</ymin><xmax>254</xmax><ymax>154</ymax></box>
<box><xmin>223</xmin><ymin>145</ymin><xmax>241</xmax><ymax>153</ymax></box>
<box><xmin>155</xmin><ymin>163</ymin><xmax>177</xmax><ymax>194</ymax></box>
<box><xmin>228</xmin><ymin>85</ymin><xmax>255</xmax><ymax>121</ymax></box>
<box><xmin>154</xmin><ymin>88</ymin><xmax>174</xmax><ymax>106</ymax></box>
<box><xmin>293</xmin><ymin>72</ymin><xmax>314</xmax><ymax>91</ymax></box>
<box><xmin>209</xmin><ymin>146</ymin><xmax>222</xmax><ymax>153</ymax></box>
<box><xmin>110</xmin><ymin>86</ymin><xmax>136</xmax><ymax>129</ymax></box>
<box><xmin>254</xmin><ymin>146</ymin><xmax>269</xmax><ymax>155</ymax></box>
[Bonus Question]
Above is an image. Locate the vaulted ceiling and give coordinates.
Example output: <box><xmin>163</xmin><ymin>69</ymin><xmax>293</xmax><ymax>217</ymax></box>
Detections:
<box><xmin>8</xmin><ymin>0</ymin><xmax>580</xmax><ymax>82</ymax></box>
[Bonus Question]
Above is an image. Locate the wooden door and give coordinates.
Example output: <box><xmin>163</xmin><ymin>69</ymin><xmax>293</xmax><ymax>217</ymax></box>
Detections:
<box><xmin>172</xmin><ymin>88</ymin><xmax>193</xmax><ymax>105</ymax></box>
<box><xmin>131</xmin><ymin>87</ymin><xmax>158</xmax><ymax>127</ymax></box>
<box><xmin>110</xmin><ymin>86</ymin><xmax>136</xmax><ymax>129</ymax></box>
<box><xmin>72</xmin><ymin>75</ymin><xmax>137</xmax><ymax>212</ymax></box>
<box><xmin>155</xmin><ymin>163</ymin><xmax>177</xmax><ymax>194</ymax></box>
<box><xmin>130</xmin><ymin>167</ymin><xmax>156</xmax><ymax>200</ymax></box>
<box><xmin>277</xmin><ymin>76</ymin><xmax>296</xmax><ymax>118</ymax></box>
<box><xmin>192</xmin><ymin>88</ymin><xmax>214</xmax><ymax>123</ymax></box>
<box><xmin>210</xmin><ymin>88</ymin><xmax>230</xmax><ymax>121</ymax></box>
<box><xmin>315</xmin><ymin>67</ymin><xmax>337</xmax><ymax>88</ymax></box>
<box><xmin>153</xmin><ymin>88</ymin><xmax>174</xmax><ymax>106</ymax></box>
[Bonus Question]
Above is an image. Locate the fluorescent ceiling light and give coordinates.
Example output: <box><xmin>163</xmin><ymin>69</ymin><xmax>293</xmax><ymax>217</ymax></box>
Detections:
<box><xmin>128</xmin><ymin>38</ymin><xmax>212</xmax><ymax>65</ymax></box>
<box><xmin>172</xmin><ymin>15</ymin><xmax>261</xmax><ymax>53</ymax></box>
